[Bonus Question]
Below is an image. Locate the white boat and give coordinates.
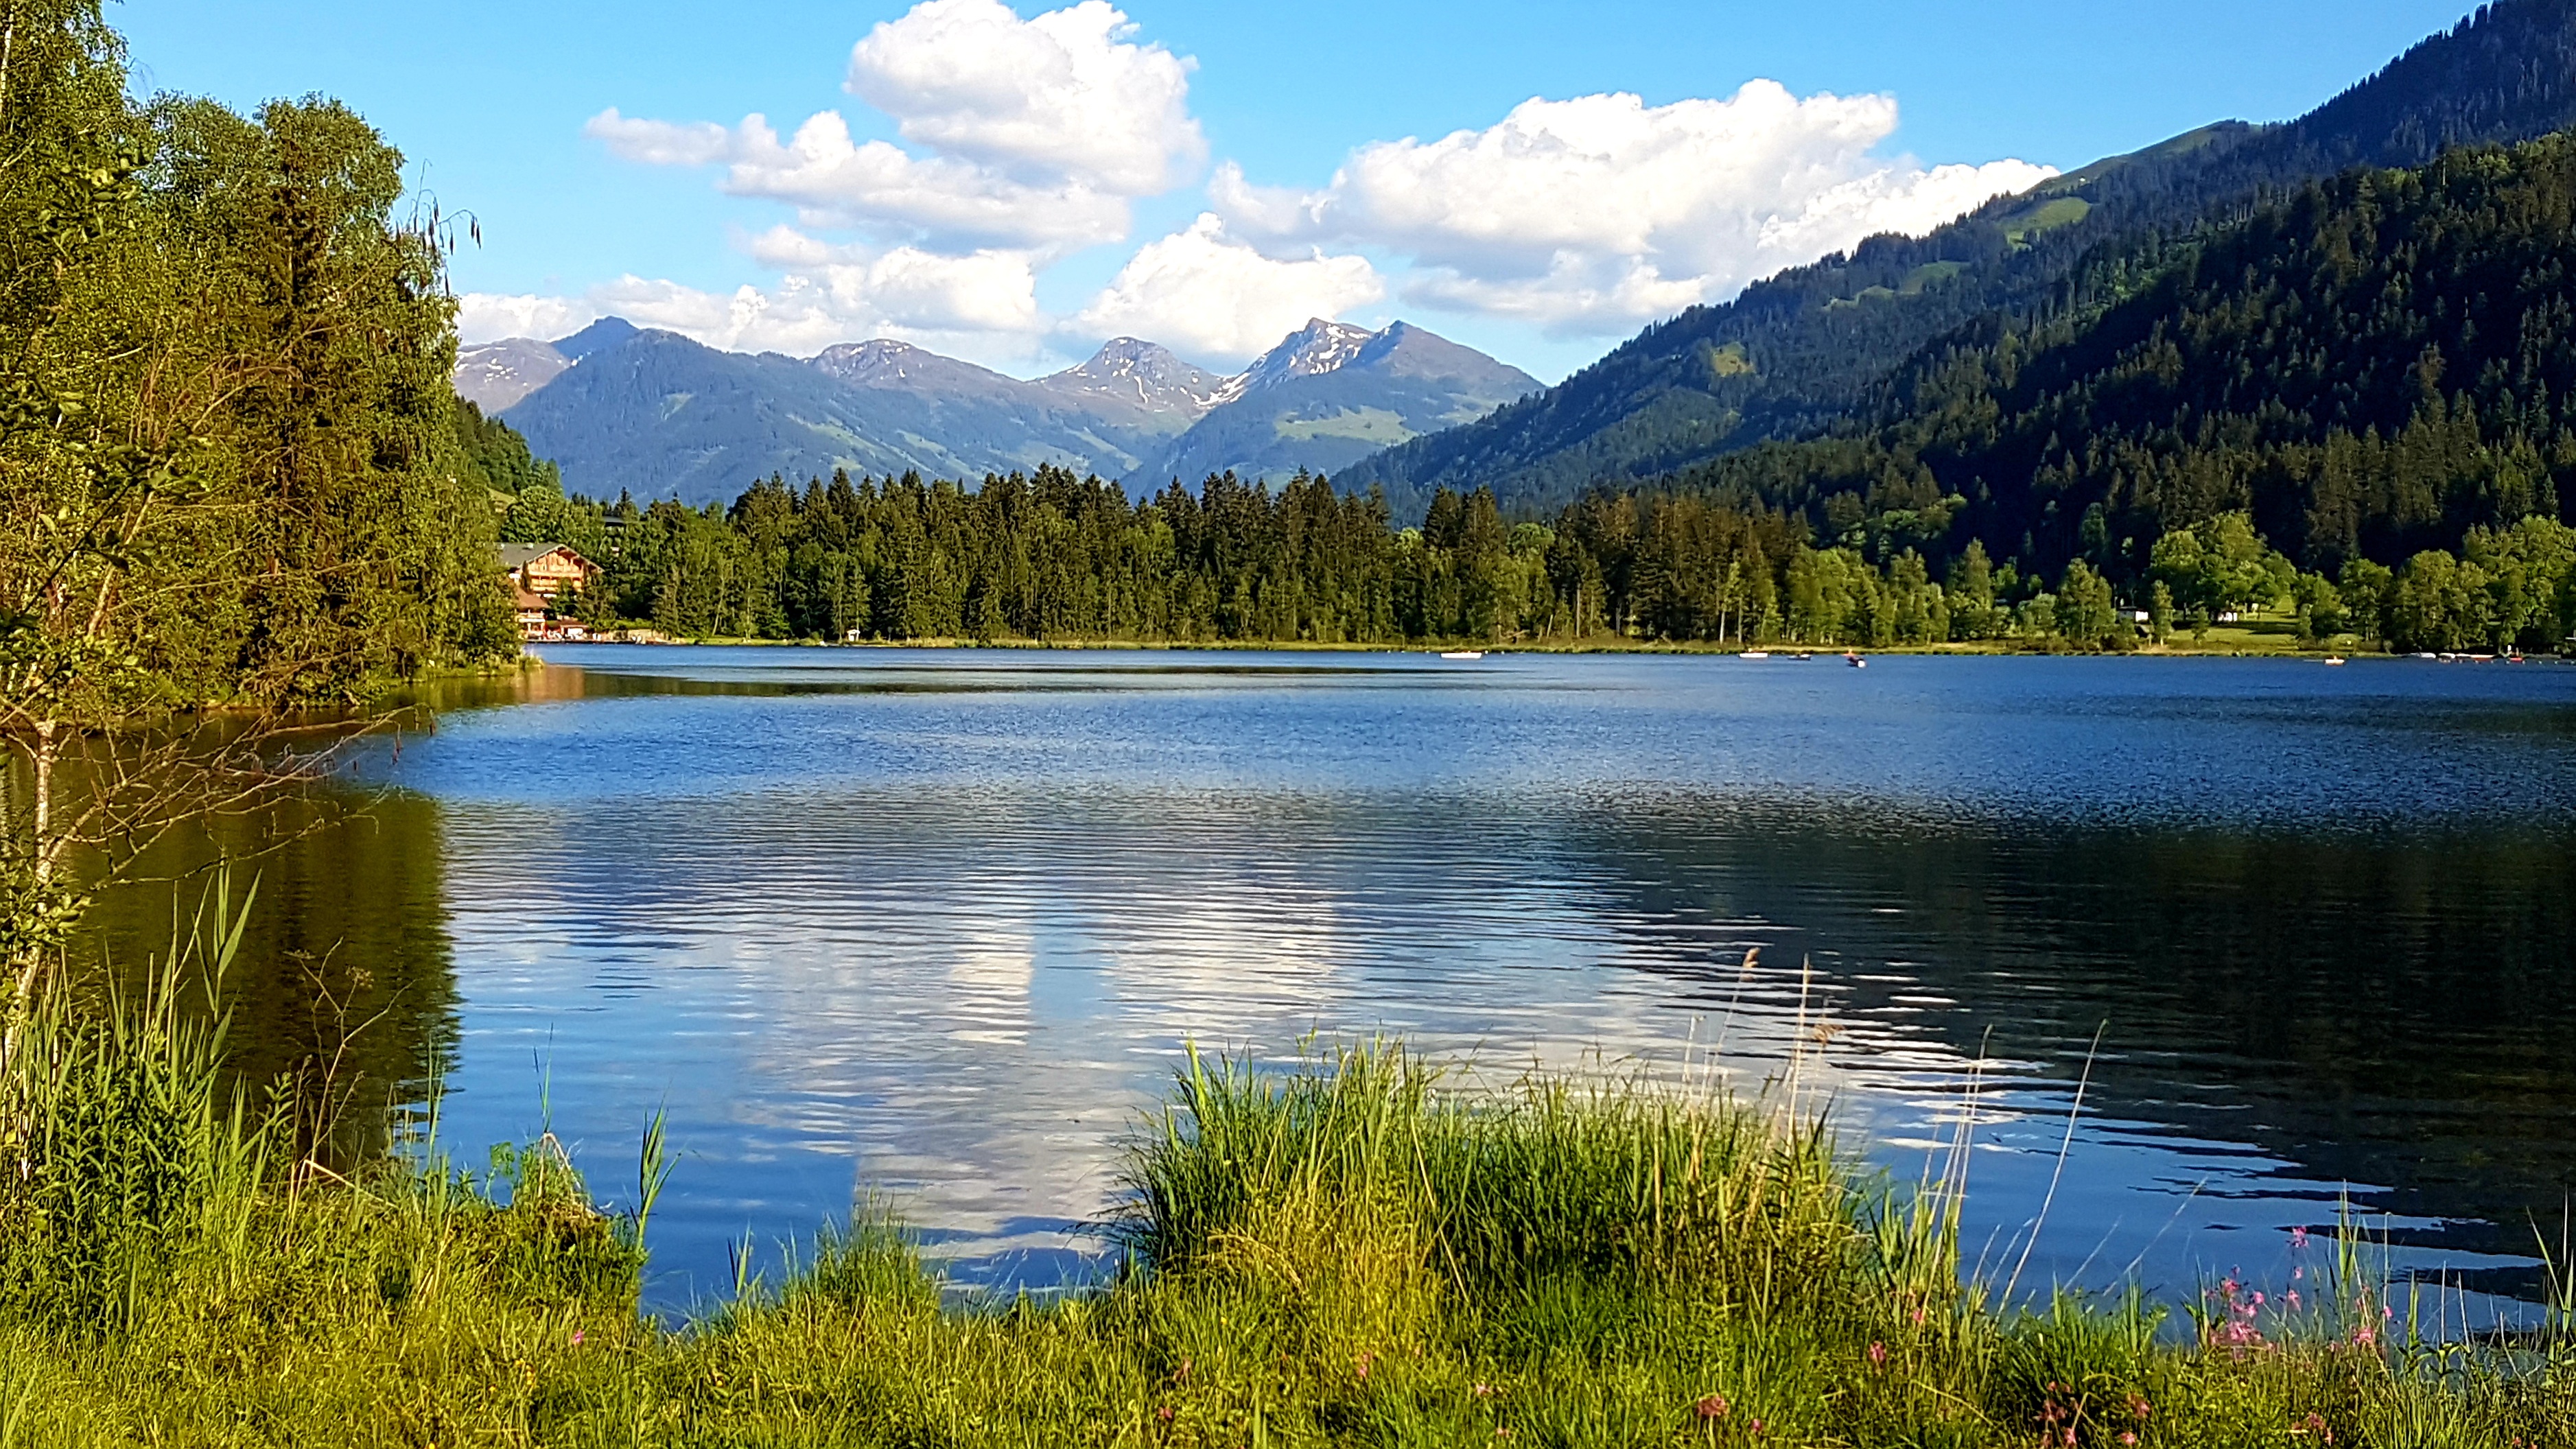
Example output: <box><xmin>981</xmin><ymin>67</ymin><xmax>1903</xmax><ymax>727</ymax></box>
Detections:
<box><xmin>1845</xmin><ymin>652</ymin><xmax>1866</xmax><ymax>668</ymax></box>
<box><xmin>1440</xmin><ymin>650</ymin><xmax>1484</xmax><ymax>661</ymax></box>
<box><xmin>2324</xmin><ymin>656</ymin><xmax>2346</xmax><ymax>666</ymax></box>
<box><xmin>1740</xmin><ymin>650</ymin><xmax>1770</xmax><ymax>660</ymax></box>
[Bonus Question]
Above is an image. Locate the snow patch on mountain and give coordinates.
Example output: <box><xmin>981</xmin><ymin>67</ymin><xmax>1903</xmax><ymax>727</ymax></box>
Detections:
<box><xmin>1035</xmin><ymin>337</ymin><xmax>1228</xmax><ymax>423</ymax></box>
<box><xmin>1211</xmin><ymin>318</ymin><xmax>1378</xmax><ymax>405</ymax></box>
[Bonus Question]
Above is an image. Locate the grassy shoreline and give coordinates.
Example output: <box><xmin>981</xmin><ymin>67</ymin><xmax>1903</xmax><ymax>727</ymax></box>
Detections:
<box><xmin>3</xmin><ymin>924</ymin><xmax>2571</xmax><ymax>1449</ymax></box>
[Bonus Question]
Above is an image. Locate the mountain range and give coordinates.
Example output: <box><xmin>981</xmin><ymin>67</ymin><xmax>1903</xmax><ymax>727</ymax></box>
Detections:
<box><xmin>458</xmin><ymin>317</ymin><xmax>1536</xmax><ymax>506</ymax></box>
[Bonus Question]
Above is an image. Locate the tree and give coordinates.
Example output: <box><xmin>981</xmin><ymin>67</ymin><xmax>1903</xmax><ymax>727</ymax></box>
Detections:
<box><xmin>0</xmin><ymin>7</ymin><xmax>512</xmax><ymax>1050</ymax></box>
<box><xmin>2054</xmin><ymin>561</ymin><xmax>2119</xmax><ymax>649</ymax></box>
<box><xmin>2387</xmin><ymin>550</ymin><xmax>2490</xmax><ymax>652</ymax></box>
<box><xmin>2290</xmin><ymin>573</ymin><xmax>2345</xmax><ymax>646</ymax></box>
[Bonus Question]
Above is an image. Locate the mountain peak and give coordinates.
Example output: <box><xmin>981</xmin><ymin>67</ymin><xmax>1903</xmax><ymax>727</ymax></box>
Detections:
<box><xmin>807</xmin><ymin>339</ymin><xmax>1031</xmax><ymax>405</ymax></box>
<box><xmin>812</xmin><ymin>338</ymin><xmax>952</xmax><ymax>386</ymax></box>
<box><xmin>458</xmin><ymin>336</ymin><xmax>574</xmax><ymax>414</ymax></box>
<box><xmin>554</xmin><ymin>316</ymin><xmax>638</xmax><ymax>361</ymax></box>
<box><xmin>1138</xmin><ymin>320</ymin><xmax>1539</xmax><ymax>490</ymax></box>
<box><xmin>1215</xmin><ymin>318</ymin><xmax>1380</xmax><ymax>406</ymax></box>
<box><xmin>1035</xmin><ymin>337</ymin><xmax>1227</xmax><ymax>426</ymax></box>
<box><xmin>1258</xmin><ymin>318</ymin><xmax>1377</xmax><ymax>381</ymax></box>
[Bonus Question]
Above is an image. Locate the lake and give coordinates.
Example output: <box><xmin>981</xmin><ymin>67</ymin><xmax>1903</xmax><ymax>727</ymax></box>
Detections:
<box><xmin>84</xmin><ymin>647</ymin><xmax>2576</xmax><ymax>1319</ymax></box>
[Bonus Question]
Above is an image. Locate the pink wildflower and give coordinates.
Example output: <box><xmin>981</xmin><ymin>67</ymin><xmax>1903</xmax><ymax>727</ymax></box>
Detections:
<box><xmin>1694</xmin><ymin>1395</ymin><xmax>1729</xmax><ymax>1419</ymax></box>
<box><xmin>1866</xmin><ymin>1341</ymin><xmax>1888</xmax><ymax>1367</ymax></box>
<box><xmin>2291</xmin><ymin>1226</ymin><xmax>2310</xmax><ymax>1249</ymax></box>
<box><xmin>570</xmin><ymin>1330</ymin><xmax>585</xmax><ymax>1346</ymax></box>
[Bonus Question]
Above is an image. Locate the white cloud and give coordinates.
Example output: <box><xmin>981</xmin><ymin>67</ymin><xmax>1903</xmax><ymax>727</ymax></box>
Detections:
<box><xmin>515</xmin><ymin>10</ymin><xmax>2052</xmax><ymax>376</ymax></box>
<box><xmin>561</xmin><ymin>0</ymin><xmax>1213</xmax><ymax>368</ymax></box>
<box><xmin>458</xmin><ymin>244</ymin><xmax>1045</xmax><ymax>365</ymax></box>
<box><xmin>587</xmin><ymin>108</ymin><xmax>1128</xmax><ymax>252</ymax></box>
<box><xmin>847</xmin><ymin>0</ymin><xmax>1203</xmax><ymax>195</ymax></box>
<box><xmin>586</xmin><ymin>0</ymin><xmax>1199</xmax><ymax>258</ymax></box>
<box><xmin>1215</xmin><ymin>82</ymin><xmax>2054</xmax><ymax>333</ymax></box>
<box><xmin>458</xmin><ymin>292</ymin><xmax>600</xmax><ymax>345</ymax></box>
<box><xmin>1075</xmin><ymin>213</ymin><xmax>1383</xmax><ymax>364</ymax></box>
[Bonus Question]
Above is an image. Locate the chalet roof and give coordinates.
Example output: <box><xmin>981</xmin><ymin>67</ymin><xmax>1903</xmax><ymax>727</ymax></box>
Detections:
<box><xmin>493</xmin><ymin>541</ymin><xmax>592</xmax><ymax>572</ymax></box>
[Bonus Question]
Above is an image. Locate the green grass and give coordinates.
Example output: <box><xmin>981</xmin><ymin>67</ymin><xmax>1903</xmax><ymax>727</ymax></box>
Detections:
<box><xmin>3</xmin><ymin>912</ymin><xmax>2572</xmax><ymax>1446</ymax></box>
<box><xmin>2001</xmin><ymin>195</ymin><xmax>2096</xmax><ymax>246</ymax></box>
<box><xmin>1707</xmin><ymin>343</ymin><xmax>1756</xmax><ymax>378</ymax></box>
<box><xmin>1274</xmin><ymin>408</ymin><xmax>1416</xmax><ymax>445</ymax></box>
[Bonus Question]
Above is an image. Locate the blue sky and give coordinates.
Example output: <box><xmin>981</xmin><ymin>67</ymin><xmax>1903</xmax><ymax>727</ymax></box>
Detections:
<box><xmin>126</xmin><ymin>0</ymin><xmax>2479</xmax><ymax>381</ymax></box>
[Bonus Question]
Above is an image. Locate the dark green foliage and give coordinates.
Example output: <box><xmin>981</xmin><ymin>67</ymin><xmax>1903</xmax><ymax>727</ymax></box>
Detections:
<box><xmin>1669</xmin><ymin>130</ymin><xmax>2576</xmax><ymax>651</ymax></box>
<box><xmin>460</xmin><ymin>398</ymin><xmax>561</xmax><ymax>506</ymax></box>
<box><xmin>1345</xmin><ymin>0</ymin><xmax>2576</xmax><ymax>520</ymax></box>
<box><xmin>0</xmin><ymin>2</ymin><xmax>513</xmax><ymax>720</ymax></box>
<box><xmin>538</xmin><ymin>457</ymin><xmax>2411</xmax><ymax>650</ymax></box>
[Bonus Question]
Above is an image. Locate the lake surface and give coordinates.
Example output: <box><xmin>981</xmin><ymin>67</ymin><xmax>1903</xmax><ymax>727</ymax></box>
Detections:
<box><xmin>85</xmin><ymin>648</ymin><xmax>2576</xmax><ymax>1318</ymax></box>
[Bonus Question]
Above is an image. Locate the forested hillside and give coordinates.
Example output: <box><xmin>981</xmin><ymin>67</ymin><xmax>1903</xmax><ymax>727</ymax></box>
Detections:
<box><xmin>1342</xmin><ymin>0</ymin><xmax>2576</xmax><ymax>519</ymax></box>
<box><xmin>1670</xmin><ymin>126</ymin><xmax>2576</xmax><ymax>646</ymax></box>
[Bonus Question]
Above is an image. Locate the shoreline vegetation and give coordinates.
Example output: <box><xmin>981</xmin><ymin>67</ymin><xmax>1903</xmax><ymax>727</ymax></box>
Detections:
<box><xmin>495</xmin><ymin>457</ymin><xmax>2576</xmax><ymax>663</ymax></box>
<box><xmin>544</xmin><ymin>629</ymin><xmax>2536</xmax><ymax>660</ymax></box>
<box><xmin>3</xmin><ymin>902</ymin><xmax>2570</xmax><ymax>1447</ymax></box>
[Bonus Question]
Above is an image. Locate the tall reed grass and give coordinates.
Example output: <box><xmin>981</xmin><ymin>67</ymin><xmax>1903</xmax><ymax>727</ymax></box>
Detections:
<box><xmin>0</xmin><ymin>905</ymin><xmax>2569</xmax><ymax>1446</ymax></box>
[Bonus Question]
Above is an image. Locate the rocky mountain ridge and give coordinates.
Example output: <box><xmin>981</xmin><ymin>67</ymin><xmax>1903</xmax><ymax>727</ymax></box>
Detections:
<box><xmin>461</xmin><ymin>320</ymin><xmax>1534</xmax><ymax>505</ymax></box>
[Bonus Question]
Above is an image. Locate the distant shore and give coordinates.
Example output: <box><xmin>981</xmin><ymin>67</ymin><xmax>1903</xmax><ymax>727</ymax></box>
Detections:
<box><xmin>529</xmin><ymin>632</ymin><xmax>2562</xmax><ymax>661</ymax></box>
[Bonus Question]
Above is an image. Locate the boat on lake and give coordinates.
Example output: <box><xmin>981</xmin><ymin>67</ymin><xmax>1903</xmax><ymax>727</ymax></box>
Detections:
<box><xmin>2325</xmin><ymin>656</ymin><xmax>2347</xmax><ymax>665</ymax></box>
<box><xmin>1845</xmin><ymin>652</ymin><xmax>1866</xmax><ymax>668</ymax></box>
<box><xmin>1740</xmin><ymin>650</ymin><xmax>1770</xmax><ymax>660</ymax></box>
<box><xmin>1440</xmin><ymin>650</ymin><xmax>1484</xmax><ymax>661</ymax></box>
